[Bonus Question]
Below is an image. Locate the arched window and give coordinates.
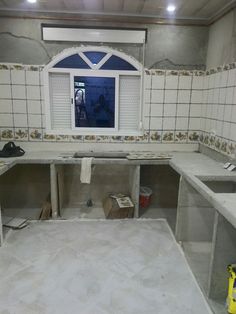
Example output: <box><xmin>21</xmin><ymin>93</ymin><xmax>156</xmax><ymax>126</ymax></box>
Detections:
<box><xmin>44</xmin><ymin>47</ymin><xmax>143</xmax><ymax>135</ymax></box>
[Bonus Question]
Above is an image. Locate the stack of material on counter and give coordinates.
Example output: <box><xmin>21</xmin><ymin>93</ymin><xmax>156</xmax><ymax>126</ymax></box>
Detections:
<box><xmin>103</xmin><ymin>194</ymin><xmax>134</xmax><ymax>219</ymax></box>
<box><xmin>2</xmin><ymin>216</ymin><xmax>28</xmax><ymax>229</ymax></box>
<box><xmin>126</xmin><ymin>152</ymin><xmax>172</xmax><ymax>160</ymax></box>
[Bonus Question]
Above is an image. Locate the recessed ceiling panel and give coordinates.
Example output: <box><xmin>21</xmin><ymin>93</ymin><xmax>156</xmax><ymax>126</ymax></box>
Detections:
<box><xmin>0</xmin><ymin>0</ymin><xmax>235</xmax><ymax>24</ymax></box>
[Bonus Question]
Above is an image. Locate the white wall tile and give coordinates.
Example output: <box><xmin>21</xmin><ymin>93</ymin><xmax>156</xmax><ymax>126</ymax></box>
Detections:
<box><xmin>0</xmin><ymin>113</ymin><xmax>13</xmax><ymax>127</ymax></box>
<box><xmin>151</xmin><ymin>103</ymin><xmax>163</xmax><ymax>116</ymax></box>
<box><xmin>217</xmin><ymin>104</ymin><xmax>224</xmax><ymax>120</ymax></box>
<box><xmin>41</xmin><ymin>101</ymin><xmax>45</xmax><ymax>115</ymax></box>
<box><xmin>176</xmin><ymin>117</ymin><xmax>188</xmax><ymax>130</ymax></box>
<box><xmin>151</xmin><ymin>75</ymin><xmax>165</xmax><ymax>89</ymax></box>
<box><xmin>165</xmin><ymin>75</ymin><xmax>178</xmax><ymax>89</ymax></box>
<box><xmin>28</xmin><ymin>114</ymin><xmax>42</xmax><ymax>127</ymax></box>
<box><xmin>163</xmin><ymin>117</ymin><xmax>175</xmax><ymax>129</ymax></box>
<box><xmin>12</xmin><ymin>85</ymin><xmax>26</xmax><ymax>99</ymax></box>
<box><xmin>26</xmin><ymin>71</ymin><xmax>40</xmax><ymax>85</ymax></box>
<box><xmin>211</xmin><ymin>104</ymin><xmax>218</xmax><ymax>120</ymax></box>
<box><xmin>192</xmin><ymin>76</ymin><xmax>203</xmax><ymax>90</ymax></box>
<box><xmin>214</xmin><ymin>73</ymin><xmax>221</xmax><ymax>88</ymax></box>
<box><xmin>144</xmin><ymin>89</ymin><xmax>151</xmax><ymax>103</ymax></box>
<box><xmin>0</xmin><ymin>99</ymin><xmax>12</xmax><ymax>113</ymax></box>
<box><xmin>151</xmin><ymin>90</ymin><xmax>164</xmax><ymax>103</ymax></box>
<box><xmin>231</xmin><ymin>105</ymin><xmax>236</xmax><ymax>123</ymax></box>
<box><xmin>190</xmin><ymin>104</ymin><xmax>201</xmax><ymax>117</ymax></box>
<box><xmin>220</xmin><ymin>71</ymin><xmax>228</xmax><ymax>88</ymax></box>
<box><xmin>224</xmin><ymin>105</ymin><xmax>232</xmax><ymax>122</ymax></box>
<box><xmin>206</xmin><ymin>104</ymin><xmax>212</xmax><ymax>119</ymax></box>
<box><xmin>178</xmin><ymin>76</ymin><xmax>192</xmax><ymax>90</ymax></box>
<box><xmin>213</xmin><ymin>89</ymin><xmax>219</xmax><ymax>104</ymax></box>
<box><xmin>143</xmin><ymin>102</ymin><xmax>150</xmax><ymax>116</ymax></box>
<box><xmin>216</xmin><ymin>120</ymin><xmax>223</xmax><ymax>136</ymax></box>
<box><xmin>177</xmin><ymin>103</ymin><xmax>189</xmax><ymax>116</ymax></box>
<box><xmin>219</xmin><ymin>88</ymin><xmax>226</xmax><ymax>104</ymax></box>
<box><xmin>164</xmin><ymin>103</ymin><xmax>176</xmax><ymax>116</ymax></box>
<box><xmin>40</xmin><ymin>71</ymin><xmax>44</xmax><ymax>86</ymax></box>
<box><xmin>229</xmin><ymin>123</ymin><xmax>236</xmax><ymax>141</ymax></box>
<box><xmin>228</xmin><ymin>69</ymin><xmax>236</xmax><ymax>86</ymax></box>
<box><xmin>164</xmin><ymin>90</ymin><xmax>177</xmax><ymax>103</ymax></box>
<box><xmin>13</xmin><ymin>100</ymin><xmax>27</xmax><ymax>113</ymax></box>
<box><xmin>11</xmin><ymin>70</ymin><xmax>25</xmax><ymax>85</ymax></box>
<box><xmin>189</xmin><ymin>117</ymin><xmax>200</xmax><ymax>130</ymax></box>
<box><xmin>191</xmin><ymin>90</ymin><xmax>203</xmax><ymax>104</ymax></box>
<box><xmin>143</xmin><ymin>117</ymin><xmax>150</xmax><ymax>129</ymax></box>
<box><xmin>208</xmin><ymin>74</ymin><xmax>215</xmax><ymax>89</ymax></box>
<box><xmin>208</xmin><ymin>90</ymin><xmax>214</xmax><ymax>104</ymax></box>
<box><xmin>26</xmin><ymin>86</ymin><xmax>40</xmax><ymax>100</ymax></box>
<box><xmin>226</xmin><ymin>87</ymin><xmax>234</xmax><ymax>104</ymax></box>
<box><xmin>222</xmin><ymin>122</ymin><xmax>230</xmax><ymax>138</ymax></box>
<box><xmin>42</xmin><ymin>115</ymin><xmax>46</xmax><ymax>128</ymax></box>
<box><xmin>144</xmin><ymin>74</ymin><xmax>151</xmax><ymax>89</ymax></box>
<box><xmin>0</xmin><ymin>70</ymin><xmax>11</xmax><ymax>84</ymax></box>
<box><xmin>0</xmin><ymin>85</ymin><xmax>11</xmax><ymax>99</ymax></box>
<box><xmin>14</xmin><ymin>114</ymin><xmax>28</xmax><ymax>127</ymax></box>
<box><xmin>27</xmin><ymin>100</ymin><xmax>41</xmax><ymax>114</ymax></box>
<box><xmin>150</xmin><ymin>117</ymin><xmax>162</xmax><ymax>130</ymax></box>
<box><xmin>178</xmin><ymin>90</ymin><xmax>191</xmax><ymax>103</ymax></box>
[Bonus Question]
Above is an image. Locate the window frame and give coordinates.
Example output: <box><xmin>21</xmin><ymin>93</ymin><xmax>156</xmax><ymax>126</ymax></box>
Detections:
<box><xmin>44</xmin><ymin>47</ymin><xmax>143</xmax><ymax>136</ymax></box>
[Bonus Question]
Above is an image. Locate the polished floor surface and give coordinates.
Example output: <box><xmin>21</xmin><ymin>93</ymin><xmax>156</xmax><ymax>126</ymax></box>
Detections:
<box><xmin>0</xmin><ymin>219</ymin><xmax>212</xmax><ymax>314</ymax></box>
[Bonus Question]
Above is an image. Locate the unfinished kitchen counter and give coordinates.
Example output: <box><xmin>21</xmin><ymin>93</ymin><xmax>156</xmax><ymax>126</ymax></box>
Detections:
<box><xmin>0</xmin><ymin>150</ymin><xmax>236</xmax><ymax>314</ymax></box>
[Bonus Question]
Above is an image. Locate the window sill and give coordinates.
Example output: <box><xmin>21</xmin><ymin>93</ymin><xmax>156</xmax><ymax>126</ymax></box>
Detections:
<box><xmin>45</xmin><ymin>129</ymin><xmax>143</xmax><ymax>137</ymax></box>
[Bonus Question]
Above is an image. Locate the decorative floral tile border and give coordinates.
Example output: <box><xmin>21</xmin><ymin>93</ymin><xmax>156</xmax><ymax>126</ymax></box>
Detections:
<box><xmin>199</xmin><ymin>132</ymin><xmax>236</xmax><ymax>159</ymax></box>
<box><xmin>0</xmin><ymin>128</ymin><xmax>200</xmax><ymax>144</ymax></box>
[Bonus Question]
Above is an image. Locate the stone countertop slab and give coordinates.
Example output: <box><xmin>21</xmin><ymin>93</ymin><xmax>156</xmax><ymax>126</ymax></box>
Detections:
<box><xmin>0</xmin><ymin>150</ymin><xmax>236</xmax><ymax>228</ymax></box>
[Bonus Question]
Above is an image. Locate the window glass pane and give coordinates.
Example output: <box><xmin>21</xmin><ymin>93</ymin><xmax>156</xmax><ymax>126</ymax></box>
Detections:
<box><xmin>83</xmin><ymin>51</ymin><xmax>107</xmax><ymax>65</ymax></box>
<box><xmin>74</xmin><ymin>76</ymin><xmax>115</xmax><ymax>128</ymax></box>
<box><xmin>100</xmin><ymin>55</ymin><xmax>137</xmax><ymax>71</ymax></box>
<box><xmin>54</xmin><ymin>54</ymin><xmax>90</xmax><ymax>69</ymax></box>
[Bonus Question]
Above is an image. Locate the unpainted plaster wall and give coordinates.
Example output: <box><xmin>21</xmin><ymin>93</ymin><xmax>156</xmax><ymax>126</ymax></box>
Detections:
<box><xmin>206</xmin><ymin>9</ymin><xmax>236</xmax><ymax>69</ymax></box>
<box><xmin>0</xmin><ymin>17</ymin><xmax>208</xmax><ymax>69</ymax></box>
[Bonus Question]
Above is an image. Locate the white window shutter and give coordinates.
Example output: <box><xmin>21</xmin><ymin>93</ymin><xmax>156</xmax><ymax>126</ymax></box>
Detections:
<box><xmin>119</xmin><ymin>76</ymin><xmax>140</xmax><ymax>131</ymax></box>
<box><xmin>49</xmin><ymin>73</ymin><xmax>71</xmax><ymax>130</ymax></box>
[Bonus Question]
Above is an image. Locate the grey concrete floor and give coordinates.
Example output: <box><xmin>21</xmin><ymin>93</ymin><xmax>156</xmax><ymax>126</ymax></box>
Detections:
<box><xmin>0</xmin><ymin>219</ymin><xmax>212</xmax><ymax>314</ymax></box>
<box><xmin>140</xmin><ymin>207</ymin><xmax>177</xmax><ymax>232</ymax></box>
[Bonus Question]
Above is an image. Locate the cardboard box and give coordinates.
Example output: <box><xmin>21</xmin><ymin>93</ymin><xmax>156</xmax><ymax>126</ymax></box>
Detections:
<box><xmin>103</xmin><ymin>196</ymin><xmax>134</xmax><ymax>219</ymax></box>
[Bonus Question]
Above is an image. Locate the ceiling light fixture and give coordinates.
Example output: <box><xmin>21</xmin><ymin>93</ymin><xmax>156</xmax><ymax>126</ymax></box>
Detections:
<box><xmin>167</xmin><ymin>5</ymin><xmax>176</xmax><ymax>13</ymax></box>
<box><xmin>27</xmin><ymin>0</ymin><xmax>37</xmax><ymax>3</ymax></box>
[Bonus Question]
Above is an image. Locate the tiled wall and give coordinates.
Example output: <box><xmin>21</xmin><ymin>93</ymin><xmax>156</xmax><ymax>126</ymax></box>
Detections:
<box><xmin>144</xmin><ymin>69</ymin><xmax>203</xmax><ymax>143</ymax></box>
<box><xmin>0</xmin><ymin>62</ymin><xmax>235</xmax><ymax>157</ymax></box>
<box><xmin>0</xmin><ymin>64</ymin><xmax>202</xmax><ymax>146</ymax></box>
<box><xmin>200</xmin><ymin>64</ymin><xmax>236</xmax><ymax>158</ymax></box>
<box><xmin>0</xmin><ymin>65</ymin><xmax>44</xmax><ymax>142</ymax></box>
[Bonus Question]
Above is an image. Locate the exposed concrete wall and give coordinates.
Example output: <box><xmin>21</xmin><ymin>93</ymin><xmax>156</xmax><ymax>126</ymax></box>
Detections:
<box><xmin>206</xmin><ymin>9</ymin><xmax>236</xmax><ymax>69</ymax></box>
<box><xmin>0</xmin><ymin>17</ymin><xmax>208</xmax><ymax>69</ymax></box>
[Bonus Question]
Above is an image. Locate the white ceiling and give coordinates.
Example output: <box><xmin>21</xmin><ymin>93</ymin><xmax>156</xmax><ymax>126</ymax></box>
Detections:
<box><xmin>0</xmin><ymin>0</ymin><xmax>235</xmax><ymax>24</ymax></box>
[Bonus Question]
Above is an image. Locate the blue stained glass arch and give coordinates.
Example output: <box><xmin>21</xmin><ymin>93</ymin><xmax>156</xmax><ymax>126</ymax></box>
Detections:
<box><xmin>100</xmin><ymin>55</ymin><xmax>137</xmax><ymax>71</ymax></box>
<box><xmin>83</xmin><ymin>51</ymin><xmax>107</xmax><ymax>65</ymax></box>
<box><xmin>54</xmin><ymin>54</ymin><xmax>91</xmax><ymax>69</ymax></box>
<box><xmin>52</xmin><ymin>50</ymin><xmax>139</xmax><ymax>71</ymax></box>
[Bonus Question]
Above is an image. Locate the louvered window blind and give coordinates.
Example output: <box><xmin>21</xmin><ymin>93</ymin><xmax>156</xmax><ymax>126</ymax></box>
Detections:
<box><xmin>49</xmin><ymin>73</ymin><xmax>71</xmax><ymax>129</ymax></box>
<box><xmin>119</xmin><ymin>76</ymin><xmax>140</xmax><ymax>131</ymax></box>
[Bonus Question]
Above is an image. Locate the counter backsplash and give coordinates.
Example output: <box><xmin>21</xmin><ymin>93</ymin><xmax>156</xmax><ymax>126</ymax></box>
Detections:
<box><xmin>0</xmin><ymin>62</ymin><xmax>235</xmax><ymax>158</ymax></box>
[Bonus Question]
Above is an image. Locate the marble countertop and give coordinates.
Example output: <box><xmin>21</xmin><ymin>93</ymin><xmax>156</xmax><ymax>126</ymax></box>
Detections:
<box><xmin>0</xmin><ymin>150</ymin><xmax>236</xmax><ymax>228</ymax></box>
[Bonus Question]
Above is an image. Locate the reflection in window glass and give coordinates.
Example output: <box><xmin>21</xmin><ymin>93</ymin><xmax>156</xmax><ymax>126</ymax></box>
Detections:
<box><xmin>74</xmin><ymin>76</ymin><xmax>115</xmax><ymax>128</ymax></box>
